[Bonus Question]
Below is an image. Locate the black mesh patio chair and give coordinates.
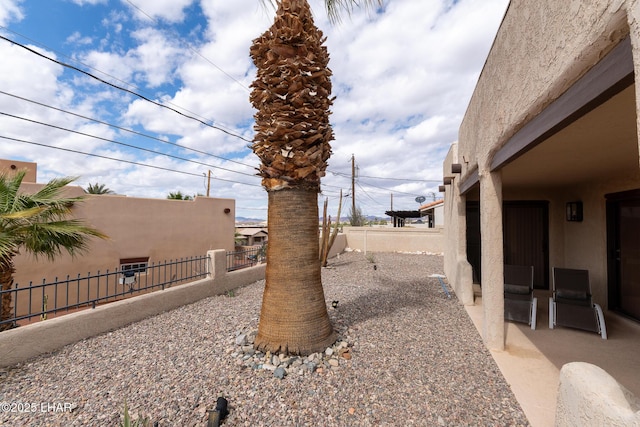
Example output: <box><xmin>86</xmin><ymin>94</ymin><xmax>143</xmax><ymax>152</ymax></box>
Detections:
<box><xmin>504</xmin><ymin>264</ymin><xmax>537</xmax><ymax>330</ymax></box>
<box><xmin>549</xmin><ymin>267</ymin><xmax>607</xmax><ymax>339</ymax></box>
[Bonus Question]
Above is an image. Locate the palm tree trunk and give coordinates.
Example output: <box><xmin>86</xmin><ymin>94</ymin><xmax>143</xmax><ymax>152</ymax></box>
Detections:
<box><xmin>255</xmin><ymin>188</ymin><xmax>336</xmax><ymax>355</ymax></box>
<box><xmin>0</xmin><ymin>257</ymin><xmax>16</xmax><ymax>331</ymax></box>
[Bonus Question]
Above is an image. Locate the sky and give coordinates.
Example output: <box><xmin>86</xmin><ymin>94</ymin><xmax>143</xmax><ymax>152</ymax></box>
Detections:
<box><xmin>0</xmin><ymin>0</ymin><xmax>509</xmax><ymax>220</ymax></box>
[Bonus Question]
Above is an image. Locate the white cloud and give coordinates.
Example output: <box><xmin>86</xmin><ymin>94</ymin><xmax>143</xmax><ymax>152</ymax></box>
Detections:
<box><xmin>69</xmin><ymin>0</ymin><xmax>107</xmax><ymax>5</ymax></box>
<box><xmin>0</xmin><ymin>0</ymin><xmax>24</xmax><ymax>26</ymax></box>
<box><xmin>66</xmin><ymin>31</ymin><xmax>93</xmax><ymax>46</ymax></box>
<box><xmin>0</xmin><ymin>0</ymin><xmax>509</xmax><ymax>218</ymax></box>
<box><xmin>125</xmin><ymin>0</ymin><xmax>196</xmax><ymax>23</ymax></box>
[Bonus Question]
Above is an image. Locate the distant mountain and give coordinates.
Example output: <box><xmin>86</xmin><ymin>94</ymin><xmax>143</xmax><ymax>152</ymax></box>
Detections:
<box><xmin>235</xmin><ymin>216</ymin><xmax>267</xmax><ymax>224</ymax></box>
<box><xmin>237</xmin><ymin>215</ymin><xmax>388</xmax><ymax>225</ymax></box>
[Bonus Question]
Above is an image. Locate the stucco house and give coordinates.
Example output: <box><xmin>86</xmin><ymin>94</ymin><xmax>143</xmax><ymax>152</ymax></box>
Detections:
<box><xmin>235</xmin><ymin>227</ymin><xmax>268</xmax><ymax>247</ymax></box>
<box><xmin>442</xmin><ymin>0</ymin><xmax>640</xmax><ymax>354</ymax></box>
<box><xmin>419</xmin><ymin>199</ymin><xmax>444</xmax><ymax>228</ymax></box>
<box><xmin>1</xmin><ymin>159</ymin><xmax>236</xmax><ymax>316</ymax></box>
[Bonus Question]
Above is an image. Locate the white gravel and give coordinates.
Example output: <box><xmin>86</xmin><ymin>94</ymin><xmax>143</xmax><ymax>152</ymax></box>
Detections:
<box><xmin>0</xmin><ymin>251</ymin><xmax>529</xmax><ymax>426</ymax></box>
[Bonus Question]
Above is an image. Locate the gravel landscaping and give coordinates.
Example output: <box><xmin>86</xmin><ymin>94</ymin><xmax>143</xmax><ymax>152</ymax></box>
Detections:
<box><xmin>0</xmin><ymin>251</ymin><xmax>529</xmax><ymax>426</ymax></box>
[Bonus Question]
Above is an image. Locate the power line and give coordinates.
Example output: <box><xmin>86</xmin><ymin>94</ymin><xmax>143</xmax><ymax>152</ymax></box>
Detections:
<box><xmin>0</xmin><ymin>90</ymin><xmax>256</xmax><ymax>170</ymax></box>
<box><xmin>0</xmin><ymin>111</ymin><xmax>259</xmax><ymax>179</ymax></box>
<box><xmin>0</xmin><ymin>25</ymin><xmax>247</xmax><ymax>139</ymax></box>
<box><xmin>328</xmin><ymin>169</ymin><xmax>440</xmax><ymax>183</ymax></box>
<box><xmin>356</xmin><ymin>182</ymin><xmax>386</xmax><ymax>207</ymax></box>
<box><xmin>0</xmin><ymin>34</ymin><xmax>253</xmax><ymax>143</ymax></box>
<box><xmin>123</xmin><ymin>0</ymin><xmax>251</xmax><ymax>93</ymax></box>
<box><xmin>327</xmin><ymin>171</ymin><xmax>428</xmax><ymax>198</ymax></box>
<box><xmin>0</xmin><ymin>135</ymin><xmax>262</xmax><ymax>188</ymax></box>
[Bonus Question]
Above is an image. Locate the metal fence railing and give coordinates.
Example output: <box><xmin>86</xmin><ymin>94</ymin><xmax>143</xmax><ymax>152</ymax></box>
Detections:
<box><xmin>226</xmin><ymin>245</ymin><xmax>267</xmax><ymax>272</ymax></box>
<box><xmin>0</xmin><ymin>255</ymin><xmax>210</xmax><ymax>329</ymax></box>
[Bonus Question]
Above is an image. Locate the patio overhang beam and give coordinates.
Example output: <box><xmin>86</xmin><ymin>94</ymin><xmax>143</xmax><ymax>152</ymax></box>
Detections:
<box><xmin>460</xmin><ymin>168</ymin><xmax>479</xmax><ymax>195</ymax></box>
<box><xmin>491</xmin><ymin>36</ymin><xmax>634</xmax><ymax>172</ymax></box>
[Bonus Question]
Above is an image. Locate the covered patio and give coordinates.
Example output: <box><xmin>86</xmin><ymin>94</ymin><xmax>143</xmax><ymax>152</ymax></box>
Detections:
<box><xmin>466</xmin><ymin>289</ymin><xmax>640</xmax><ymax>427</ymax></box>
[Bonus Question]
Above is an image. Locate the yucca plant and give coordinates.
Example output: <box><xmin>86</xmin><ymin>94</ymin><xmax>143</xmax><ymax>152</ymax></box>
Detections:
<box><xmin>121</xmin><ymin>400</ymin><xmax>152</xmax><ymax>427</ymax></box>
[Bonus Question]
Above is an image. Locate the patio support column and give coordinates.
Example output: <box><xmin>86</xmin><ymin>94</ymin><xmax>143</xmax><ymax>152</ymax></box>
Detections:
<box><xmin>455</xmin><ymin>191</ymin><xmax>474</xmax><ymax>305</ymax></box>
<box><xmin>480</xmin><ymin>169</ymin><xmax>504</xmax><ymax>350</ymax></box>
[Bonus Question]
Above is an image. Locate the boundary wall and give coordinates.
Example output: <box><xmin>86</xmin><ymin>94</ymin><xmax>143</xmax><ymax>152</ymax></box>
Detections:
<box><xmin>343</xmin><ymin>227</ymin><xmax>444</xmax><ymax>254</ymax></box>
<box><xmin>0</xmin><ymin>250</ymin><xmax>264</xmax><ymax>367</ymax></box>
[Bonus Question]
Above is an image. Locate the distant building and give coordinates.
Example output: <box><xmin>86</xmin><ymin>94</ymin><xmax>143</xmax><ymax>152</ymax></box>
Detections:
<box><xmin>235</xmin><ymin>227</ymin><xmax>268</xmax><ymax>247</ymax></box>
<box><xmin>419</xmin><ymin>199</ymin><xmax>444</xmax><ymax>228</ymax></box>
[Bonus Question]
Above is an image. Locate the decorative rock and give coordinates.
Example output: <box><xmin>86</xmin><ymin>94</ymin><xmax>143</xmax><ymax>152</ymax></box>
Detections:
<box><xmin>273</xmin><ymin>367</ymin><xmax>286</xmax><ymax>379</ymax></box>
<box><xmin>231</xmin><ymin>326</ymin><xmax>355</xmax><ymax>378</ymax></box>
<box><xmin>235</xmin><ymin>334</ymin><xmax>247</xmax><ymax>346</ymax></box>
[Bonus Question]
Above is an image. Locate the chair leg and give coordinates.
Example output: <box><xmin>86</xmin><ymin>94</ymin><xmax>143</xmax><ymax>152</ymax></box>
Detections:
<box><xmin>549</xmin><ymin>297</ymin><xmax>555</xmax><ymax>329</ymax></box>
<box><xmin>530</xmin><ymin>297</ymin><xmax>538</xmax><ymax>330</ymax></box>
<box><xmin>594</xmin><ymin>303</ymin><xmax>607</xmax><ymax>339</ymax></box>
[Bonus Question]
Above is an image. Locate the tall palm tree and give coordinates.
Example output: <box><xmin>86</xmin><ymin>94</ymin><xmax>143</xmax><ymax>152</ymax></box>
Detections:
<box><xmin>85</xmin><ymin>183</ymin><xmax>114</xmax><ymax>194</ymax></box>
<box><xmin>0</xmin><ymin>170</ymin><xmax>107</xmax><ymax>330</ymax></box>
<box><xmin>250</xmin><ymin>0</ymin><xmax>380</xmax><ymax>355</ymax></box>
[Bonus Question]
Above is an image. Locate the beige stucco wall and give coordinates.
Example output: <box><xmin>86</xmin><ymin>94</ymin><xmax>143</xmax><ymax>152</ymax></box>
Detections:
<box><xmin>443</xmin><ymin>144</ymin><xmax>474</xmax><ymax>305</ymax></box>
<box><xmin>444</xmin><ymin>0</ymin><xmax>640</xmax><ymax>351</ymax></box>
<box><xmin>458</xmin><ymin>1</ymin><xmax>631</xmax><ymax>176</ymax></box>
<box><xmin>343</xmin><ymin>226</ymin><xmax>444</xmax><ymax>254</ymax></box>
<box><xmin>0</xmin><ymin>159</ymin><xmax>37</xmax><ymax>183</ymax></box>
<box><xmin>12</xmin><ymin>183</ymin><xmax>235</xmax><ymax>290</ymax></box>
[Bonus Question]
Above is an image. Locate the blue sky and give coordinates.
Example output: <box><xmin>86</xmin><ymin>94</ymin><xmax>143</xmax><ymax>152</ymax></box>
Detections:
<box><xmin>0</xmin><ymin>0</ymin><xmax>509</xmax><ymax>220</ymax></box>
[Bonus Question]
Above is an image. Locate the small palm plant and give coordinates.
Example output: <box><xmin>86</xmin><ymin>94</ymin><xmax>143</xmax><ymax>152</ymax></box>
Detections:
<box><xmin>85</xmin><ymin>183</ymin><xmax>114</xmax><ymax>194</ymax></box>
<box><xmin>167</xmin><ymin>191</ymin><xmax>193</xmax><ymax>200</ymax></box>
<box><xmin>0</xmin><ymin>170</ymin><xmax>107</xmax><ymax>330</ymax></box>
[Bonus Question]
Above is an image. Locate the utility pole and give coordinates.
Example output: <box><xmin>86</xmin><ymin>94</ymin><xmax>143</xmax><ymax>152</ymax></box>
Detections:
<box><xmin>206</xmin><ymin>170</ymin><xmax>212</xmax><ymax>197</ymax></box>
<box><xmin>351</xmin><ymin>154</ymin><xmax>356</xmax><ymax>224</ymax></box>
<box><xmin>390</xmin><ymin>193</ymin><xmax>393</xmax><ymax>211</ymax></box>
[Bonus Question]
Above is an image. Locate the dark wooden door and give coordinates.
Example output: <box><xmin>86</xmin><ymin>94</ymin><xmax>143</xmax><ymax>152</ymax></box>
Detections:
<box><xmin>503</xmin><ymin>202</ymin><xmax>549</xmax><ymax>290</ymax></box>
<box><xmin>466</xmin><ymin>201</ymin><xmax>481</xmax><ymax>284</ymax></box>
<box><xmin>607</xmin><ymin>190</ymin><xmax>640</xmax><ymax>320</ymax></box>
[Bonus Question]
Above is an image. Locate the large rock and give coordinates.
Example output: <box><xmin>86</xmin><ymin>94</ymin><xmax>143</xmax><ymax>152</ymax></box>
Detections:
<box><xmin>556</xmin><ymin>362</ymin><xmax>640</xmax><ymax>426</ymax></box>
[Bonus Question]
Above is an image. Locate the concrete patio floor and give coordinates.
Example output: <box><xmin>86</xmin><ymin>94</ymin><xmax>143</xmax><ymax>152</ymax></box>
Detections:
<box><xmin>465</xmin><ymin>290</ymin><xmax>640</xmax><ymax>427</ymax></box>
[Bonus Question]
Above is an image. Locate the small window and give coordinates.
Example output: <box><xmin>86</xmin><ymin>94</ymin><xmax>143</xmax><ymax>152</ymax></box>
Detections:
<box><xmin>120</xmin><ymin>257</ymin><xmax>149</xmax><ymax>274</ymax></box>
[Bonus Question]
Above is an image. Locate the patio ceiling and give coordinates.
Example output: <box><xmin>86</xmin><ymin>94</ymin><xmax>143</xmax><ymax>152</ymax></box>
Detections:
<box><xmin>500</xmin><ymin>84</ymin><xmax>638</xmax><ymax>190</ymax></box>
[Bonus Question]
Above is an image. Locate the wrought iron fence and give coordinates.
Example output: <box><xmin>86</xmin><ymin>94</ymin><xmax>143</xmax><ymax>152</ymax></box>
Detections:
<box><xmin>226</xmin><ymin>245</ymin><xmax>267</xmax><ymax>272</ymax></box>
<box><xmin>0</xmin><ymin>255</ymin><xmax>210</xmax><ymax>329</ymax></box>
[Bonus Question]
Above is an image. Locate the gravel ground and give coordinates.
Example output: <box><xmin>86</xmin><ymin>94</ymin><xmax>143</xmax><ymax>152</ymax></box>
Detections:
<box><xmin>0</xmin><ymin>251</ymin><xmax>529</xmax><ymax>426</ymax></box>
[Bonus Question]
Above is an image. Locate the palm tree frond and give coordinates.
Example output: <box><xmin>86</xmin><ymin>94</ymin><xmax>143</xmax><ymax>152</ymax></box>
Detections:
<box><xmin>0</xmin><ymin>206</ymin><xmax>47</xmax><ymax>221</ymax></box>
<box><xmin>324</xmin><ymin>0</ymin><xmax>384</xmax><ymax>23</ymax></box>
<box><xmin>0</xmin><ymin>170</ymin><xmax>26</xmax><ymax>214</ymax></box>
<box><xmin>30</xmin><ymin>176</ymin><xmax>79</xmax><ymax>204</ymax></box>
<box><xmin>258</xmin><ymin>0</ymin><xmax>383</xmax><ymax>24</ymax></box>
<box><xmin>21</xmin><ymin>221</ymin><xmax>108</xmax><ymax>261</ymax></box>
<box><xmin>0</xmin><ymin>232</ymin><xmax>19</xmax><ymax>262</ymax></box>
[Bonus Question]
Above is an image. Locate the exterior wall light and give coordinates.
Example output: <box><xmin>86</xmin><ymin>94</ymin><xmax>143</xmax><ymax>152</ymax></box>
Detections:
<box><xmin>566</xmin><ymin>201</ymin><xmax>583</xmax><ymax>222</ymax></box>
<box><xmin>224</xmin><ymin>208</ymin><xmax>231</xmax><ymax>214</ymax></box>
